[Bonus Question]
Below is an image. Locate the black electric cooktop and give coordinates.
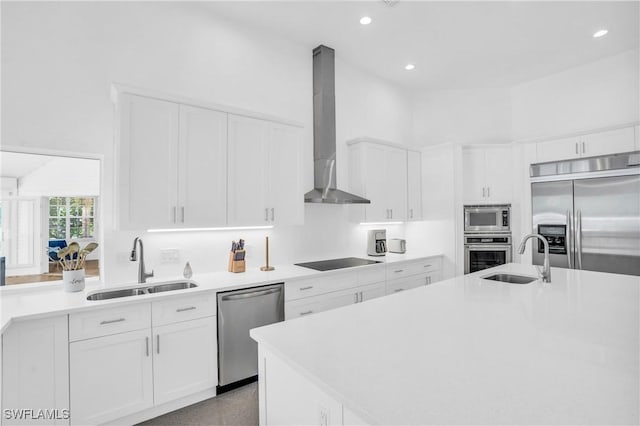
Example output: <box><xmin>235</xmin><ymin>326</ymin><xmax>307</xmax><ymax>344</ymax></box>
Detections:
<box><xmin>295</xmin><ymin>257</ymin><xmax>382</xmax><ymax>272</ymax></box>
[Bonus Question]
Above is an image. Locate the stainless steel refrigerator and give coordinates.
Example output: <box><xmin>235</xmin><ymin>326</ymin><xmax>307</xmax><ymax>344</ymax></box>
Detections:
<box><xmin>531</xmin><ymin>151</ymin><xmax>640</xmax><ymax>276</ymax></box>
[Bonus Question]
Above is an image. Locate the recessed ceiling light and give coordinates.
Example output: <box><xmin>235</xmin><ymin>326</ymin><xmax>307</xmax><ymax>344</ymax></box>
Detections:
<box><xmin>593</xmin><ymin>29</ymin><xmax>608</xmax><ymax>38</ymax></box>
<box><xmin>360</xmin><ymin>16</ymin><xmax>372</xmax><ymax>25</ymax></box>
<box><xmin>404</xmin><ymin>64</ymin><xmax>415</xmax><ymax>71</ymax></box>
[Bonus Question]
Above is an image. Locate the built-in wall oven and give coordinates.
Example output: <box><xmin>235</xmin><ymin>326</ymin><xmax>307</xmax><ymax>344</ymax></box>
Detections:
<box><xmin>464</xmin><ymin>234</ymin><xmax>512</xmax><ymax>274</ymax></box>
<box><xmin>463</xmin><ymin>204</ymin><xmax>512</xmax><ymax>274</ymax></box>
<box><xmin>464</xmin><ymin>204</ymin><xmax>511</xmax><ymax>233</ymax></box>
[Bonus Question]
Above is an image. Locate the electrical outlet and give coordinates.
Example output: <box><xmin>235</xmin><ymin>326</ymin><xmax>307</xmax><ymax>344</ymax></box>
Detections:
<box><xmin>160</xmin><ymin>248</ymin><xmax>180</xmax><ymax>263</ymax></box>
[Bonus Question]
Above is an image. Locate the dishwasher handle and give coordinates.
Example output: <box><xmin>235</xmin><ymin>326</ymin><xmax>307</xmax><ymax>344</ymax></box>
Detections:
<box><xmin>220</xmin><ymin>287</ymin><xmax>282</xmax><ymax>301</ymax></box>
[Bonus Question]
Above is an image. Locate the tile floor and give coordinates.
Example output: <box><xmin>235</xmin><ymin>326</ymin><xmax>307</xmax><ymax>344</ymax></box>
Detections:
<box><xmin>137</xmin><ymin>382</ymin><xmax>258</xmax><ymax>426</ymax></box>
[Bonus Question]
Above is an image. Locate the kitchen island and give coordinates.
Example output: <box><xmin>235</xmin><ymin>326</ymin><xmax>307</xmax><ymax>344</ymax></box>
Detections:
<box><xmin>250</xmin><ymin>263</ymin><xmax>639</xmax><ymax>425</ymax></box>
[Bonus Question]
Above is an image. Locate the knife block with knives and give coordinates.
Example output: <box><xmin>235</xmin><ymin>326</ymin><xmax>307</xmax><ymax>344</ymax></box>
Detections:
<box><xmin>228</xmin><ymin>239</ymin><xmax>246</xmax><ymax>273</ymax></box>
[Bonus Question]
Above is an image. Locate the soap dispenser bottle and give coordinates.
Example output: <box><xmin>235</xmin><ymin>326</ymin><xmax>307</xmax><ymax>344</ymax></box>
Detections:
<box><xmin>183</xmin><ymin>261</ymin><xmax>193</xmax><ymax>279</ymax></box>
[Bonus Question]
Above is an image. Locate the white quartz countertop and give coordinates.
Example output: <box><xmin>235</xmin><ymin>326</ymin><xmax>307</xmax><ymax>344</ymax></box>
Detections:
<box><xmin>0</xmin><ymin>251</ymin><xmax>441</xmax><ymax>334</ymax></box>
<box><xmin>250</xmin><ymin>263</ymin><xmax>640</xmax><ymax>425</ymax></box>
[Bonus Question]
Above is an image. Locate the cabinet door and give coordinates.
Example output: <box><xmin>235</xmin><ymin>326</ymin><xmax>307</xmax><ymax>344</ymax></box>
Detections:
<box><xmin>362</xmin><ymin>143</ymin><xmax>389</xmax><ymax>222</ymax></box>
<box><xmin>536</xmin><ymin>136</ymin><xmax>580</xmax><ymax>163</ymax></box>
<box><xmin>484</xmin><ymin>145</ymin><xmax>513</xmax><ymax>203</ymax></box>
<box><xmin>69</xmin><ymin>329</ymin><xmax>153</xmax><ymax>425</ymax></box>
<box><xmin>227</xmin><ymin>114</ymin><xmax>269</xmax><ymax>225</ymax></box>
<box><xmin>119</xmin><ymin>94</ymin><xmax>179</xmax><ymax>229</ymax></box>
<box><xmin>462</xmin><ymin>148</ymin><xmax>486</xmax><ymax>203</ymax></box>
<box><xmin>178</xmin><ymin>105</ymin><xmax>228</xmax><ymax>227</ymax></box>
<box><xmin>385</xmin><ymin>146</ymin><xmax>408</xmax><ymax>221</ymax></box>
<box><xmin>582</xmin><ymin>127</ymin><xmax>635</xmax><ymax>157</ymax></box>
<box><xmin>267</xmin><ymin>123</ymin><xmax>304</xmax><ymax>226</ymax></box>
<box><xmin>153</xmin><ymin>317</ymin><xmax>217</xmax><ymax>405</ymax></box>
<box><xmin>386</xmin><ymin>276</ymin><xmax>426</xmax><ymax>295</ymax></box>
<box><xmin>407</xmin><ymin>150</ymin><xmax>422</xmax><ymax>221</ymax></box>
<box><xmin>2</xmin><ymin>316</ymin><xmax>69</xmax><ymax>426</ymax></box>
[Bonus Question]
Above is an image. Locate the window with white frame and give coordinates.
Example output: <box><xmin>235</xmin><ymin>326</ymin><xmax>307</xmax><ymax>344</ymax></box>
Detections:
<box><xmin>49</xmin><ymin>197</ymin><xmax>96</xmax><ymax>239</ymax></box>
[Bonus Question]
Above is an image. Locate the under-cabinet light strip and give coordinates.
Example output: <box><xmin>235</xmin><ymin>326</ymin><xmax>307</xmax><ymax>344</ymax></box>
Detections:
<box><xmin>147</xmin><ymin>226</ymin><xmax>274</xmax><ymax>233</ymax></box>
<box><xmin>359</xmin><ymin>222</ymin><xmax>404</xmax><ymax>226</ymax></box>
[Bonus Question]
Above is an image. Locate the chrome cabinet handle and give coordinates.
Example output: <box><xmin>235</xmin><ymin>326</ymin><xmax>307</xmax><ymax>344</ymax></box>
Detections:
<box><xmin>427</xmin><ymin>276</ymin><xmax>432</xmax><ymax>285</ymax></box>
<box><xmin>100</xmin><ymin>318</ymin><xmax>125</xmax><ymax>325</ymax></box>
<box><xmin>566</xmin><ymin>210</ymin><xmax>573</xmax><ymax>269</ymax></box>
<box><xmin>264</xmin><ymin>208</ymin><xmax>269</xmax><ymax>221</ymax></box>
<box><xmin>270</xmin><ymin>208</ymin><xmax>275</xmax><ymax>222</ymax></box>
<box><xmin>172</xmin><ymin>206</ymin><xmax>177</xmax><ymax>224</ymax></box>
<box><xmin>423</xmin><ymin>264</ymin><xmax>432</xmax><ymax>268</ymax></box>
<box><xmin>359</xmin><ymin>292</ymin><xmax>363</xmax><ymax>303</ymax></box>
<box><xmin>181</xmin><ymin>206</ymin><xmax>185</xmax><ymax>223</ymax></box>
<box><xmin>354</xmin><ymin>292</ymin><xmax>359</xmax><ymax>303</ymax></box>
<box><xmin>390</xmin><ymin>209</ymin><xmax>393</xmax><ymax>219</ymax></box>
<box><xmin>409</xmin><ymin>209</ymin><xmax>413</xmax><ymax>219</ymax></box>
<box><xmin>582</xmin><ymin>141</ymin><xmax>586</xmax><ymax>154</ymax></box>
<box><xmin>145</xmin><ymin>336</ymin><xmax>149</xmax><ymax>357</ymax></box>
<box><xmin>299</xmin><ymin>286</ymin><xmax>313</xmax><ymax>291</ymax></box>
<box><xmin>482</xmin><ymin>187</ymin><xmax>486</xmax><ymax>198</ymax></box>
<box><xmin>300</xmin><ymin>310</ymin><xmax>313</xmax><ymax>316</ymax></box>
<box><xmin>576</xmin><ymin>209</ymin><xmax>583</xmax><ymax>270</ymax></box>
<box><xmin>394</xmin><ymin>269</ymin><xmax>404</xmax><ymax>273</ymax></box>
<box><xmin>176</xmin><ymin>306</ymin><xmax>196</xmax><ymax>312</ymax></box>
<box><xmin>394</xmin><ymin>288</ymin><xmax>404</xmax><ymax>293</ymax></box>
<box><xmin>487</xmin><ymin>187</ymin><xmax>490</xmax><ymax>197</ymax></box>
<box><xmin>156</xmin><ymin>335</ymin><xmax>160</xmax><ymax>354</ymax></box>
<box><xmin>575</xmin><ymin>142</ymin><xmax>579</xmax><ymax>155</ymax></box>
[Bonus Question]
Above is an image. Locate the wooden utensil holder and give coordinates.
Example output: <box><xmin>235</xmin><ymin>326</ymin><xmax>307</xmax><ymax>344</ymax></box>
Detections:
<box><xmin>228</xmin><ymin>250</ymin><xmax>246</xmax><ymax>273</ymax></box>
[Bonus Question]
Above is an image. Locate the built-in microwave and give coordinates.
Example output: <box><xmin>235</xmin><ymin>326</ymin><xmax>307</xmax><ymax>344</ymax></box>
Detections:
<box><xmin>464</xmin><ymin>204</ymin><xmax>511</xmax><ymax>233</ymax></box>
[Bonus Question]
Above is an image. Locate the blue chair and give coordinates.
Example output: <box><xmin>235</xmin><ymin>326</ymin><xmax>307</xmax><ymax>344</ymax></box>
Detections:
<box><xmin>48</xmin><ymin>239</ymin><xmax>68</xmax><ymax>261</ymax></box>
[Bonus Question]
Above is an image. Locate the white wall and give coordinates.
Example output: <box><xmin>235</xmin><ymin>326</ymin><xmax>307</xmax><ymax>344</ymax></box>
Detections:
<box><xmin>411</xmin><ymin>88</ymin><xmax>512</xmax><ymax>146</ymax></box>
<box><xmin>511</xmin><ymin>48</ymin><xmax>640</xmax><ymax>141</ymax></box>
<box><xmin>18</xmin><ymin>157</ymin><xmax>100</xmax><ymax>197</ymax></box>
<box><xmin>1</xmin><ymin>2</ymin><xmax>416</xmax><ymax>284</ymax></box>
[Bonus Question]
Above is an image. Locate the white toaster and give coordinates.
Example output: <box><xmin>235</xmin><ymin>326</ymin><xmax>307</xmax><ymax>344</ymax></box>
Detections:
<box><xmin>388</xmin><ymin>239</ymin><xmax>406</xmax><ymax>254</ymax></box>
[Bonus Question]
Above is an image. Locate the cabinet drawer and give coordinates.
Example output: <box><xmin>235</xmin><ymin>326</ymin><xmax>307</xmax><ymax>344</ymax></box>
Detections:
<box><xmin>285</xmin><ymin>272</ymin><xmax>358</xmax><ymax>301</ymax></box>
<box><xmin>386</xmin><ymin>257</ymin><xmax>442</xmax><ymax>280</ymax></box>
<box><xmin>357</xmin><ymin>263</ymin><xmax>386</xmax><ymax>284</ymax></box>
<box><xmin>70</xmin><ymin>303</ymin><xmax>151</xmax><ymax>342</ymax></box>
<box><xmin>152</xmin><ymin>292</ymin><xmax>216</xmax><ymax>326</ymax></box>
<box><xmin>285</xmin><ymin>297</ymin><xmax>323</xmax><ymax>320</ymax></box>
<box><xmin>386</xmin><ymin>276</ymin><xmax>426</xmax><ymax>295</ymax></box>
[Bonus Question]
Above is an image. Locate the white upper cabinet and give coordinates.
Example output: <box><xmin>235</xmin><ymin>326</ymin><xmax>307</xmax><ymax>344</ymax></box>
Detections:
<box><xmin>118</xmin><ymin>94</ymin><xmax>227</xmax><ymax>229</ymax></box>
<box><xmin>407</xmin><ymin>150</ymin><xmax>422</xmax><ymax>221</ymax></box>
<box><xmin>348</xmin><ymin>140</ymin><xmax>408</xmax><ymax>222</ymax></box>
<box><xmin>118</xmin><ymin>94</ymin><xmax>179</xmax><ymax>230</ymax></box>
<box><xmin>462</xmin><ymin>145</ymin><xmax>513</xmax><ymax>204</ymax></box>
<box><xmin>227</xmin><ymin>114</ymin><xmax>303</xmax><ymax>226</ymax></box>
<box><xmin>178</xmin><ymin>105</ymin><xmax>228</xmax><ymax>227</ymax></box>
<box><xmin>536</xmin><ymin>126</ymin><xmax>635</xmax><ymax>163</ymax></box>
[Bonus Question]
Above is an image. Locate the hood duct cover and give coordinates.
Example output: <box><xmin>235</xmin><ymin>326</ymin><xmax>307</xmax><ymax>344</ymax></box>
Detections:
<box><xmin>304</xmin><ymin>45</ymin><xmax>370</xmax><ymax>204</ymax></box>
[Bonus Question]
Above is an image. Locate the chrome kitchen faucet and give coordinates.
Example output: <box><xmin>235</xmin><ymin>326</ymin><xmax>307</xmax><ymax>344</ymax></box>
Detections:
<box><xmin>130</xmin><ymin>237</ymin><xmax>154</xmax><ymax>284</ymax></box>
<box><xmin>518</xmin><ymin>234</ymin><xmax>551</xmax><ymax>283</ymax></box>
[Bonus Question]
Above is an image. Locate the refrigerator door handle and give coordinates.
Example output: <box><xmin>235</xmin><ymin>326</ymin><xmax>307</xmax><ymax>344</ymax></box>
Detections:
<box><xmin>576</xmin><ymin>209</ymin><xmax>583</xmax><ymax>270</ymax></box>
<box><xmin>566</xmin><ymin>210</ymin><xmax>573</xmax><ymax>269</ymax></box>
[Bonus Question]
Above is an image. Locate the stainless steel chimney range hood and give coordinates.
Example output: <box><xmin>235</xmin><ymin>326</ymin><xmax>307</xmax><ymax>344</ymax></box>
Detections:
<box><xmin>304</xmin><ymin>45</ymin><xmax>370</xmax><ymax>204</ymax></box>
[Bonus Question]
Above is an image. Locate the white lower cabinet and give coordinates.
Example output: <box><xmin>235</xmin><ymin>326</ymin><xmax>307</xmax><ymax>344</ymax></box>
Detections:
<box><xmin>68</xmin><ymin>296</ymin><xmax>217</xmax><ymax>425</ymax></box>
<box><xmin>69</xmin><ymin>328</ymin><xmax>154</xmax><ymax>425</ymax></box>
<box><xmin>153</xmin><ymin>317</ymin><xmax>217</xmax><ymax>405</ymax></box>
<box><xmin>2</xmin><ymin>316</ymin><xmax>69</xmax><ymax>426</ymax></box>
<box><xmin>285</xmin><ymin>257</ymin><xmax>442</xmax><ymax>320</ymax></box>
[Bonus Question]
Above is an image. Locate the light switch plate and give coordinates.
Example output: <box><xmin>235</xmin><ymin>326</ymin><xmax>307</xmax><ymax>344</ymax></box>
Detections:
<box><xmin>160</xmin><ymin>248</ymin><xmax>180</xmax><ymax>263</ymax></box>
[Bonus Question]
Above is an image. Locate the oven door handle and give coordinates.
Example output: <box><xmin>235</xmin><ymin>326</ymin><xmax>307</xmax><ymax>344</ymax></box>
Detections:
<box><xmin>465</xmin><ymin>245</ymin><xmax>512</xmax><ymax>250</ymax></box>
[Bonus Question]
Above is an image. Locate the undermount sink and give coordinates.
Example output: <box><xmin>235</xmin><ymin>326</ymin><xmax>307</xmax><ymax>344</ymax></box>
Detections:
<box><xmin>482</xmin><ymin>273</ymin><xmax>538</xmax><ymax>284</ymax></box>
<box><xmin>87</xmin><ymin>281</ymin><xmax>197</xmax><ymax>301</ymax></box>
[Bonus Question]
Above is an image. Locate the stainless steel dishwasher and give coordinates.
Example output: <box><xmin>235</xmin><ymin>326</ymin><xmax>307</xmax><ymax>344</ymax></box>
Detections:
<box><xmin>217</xmin><ymin>283</ymin><xmax>284</xmax><ymax>392</ymax></box>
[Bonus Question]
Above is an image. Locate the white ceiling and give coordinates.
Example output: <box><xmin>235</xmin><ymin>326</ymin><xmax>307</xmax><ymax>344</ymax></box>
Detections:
<box><xmin>202</xmin><ymin>1</ymin><xmax>640</xmax><ymax>90</ymax></box>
